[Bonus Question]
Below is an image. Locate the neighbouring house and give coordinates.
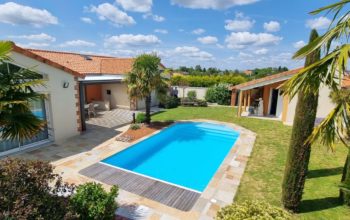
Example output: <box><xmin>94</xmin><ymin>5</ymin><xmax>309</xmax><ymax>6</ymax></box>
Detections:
<box><xmin>230</xmin><ymin>68</ymin><xmax>346</xmax><ymax>125</ymax></box>
<box><xmin>0</xmin><ymin>43</ymin><xmax>164</xmax><ymax>156</ymax></box>
<box><xmin>243</xmin><ymin>70</ymin><xmax>253</xmax><ymax>76</ymax></box>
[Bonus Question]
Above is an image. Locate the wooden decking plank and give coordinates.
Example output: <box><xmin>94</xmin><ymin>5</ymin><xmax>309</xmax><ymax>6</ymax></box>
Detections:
<box><xmin>79</xmin><ymin>163</ymin><xmax>201</xmax><ymax>211</ymax></box>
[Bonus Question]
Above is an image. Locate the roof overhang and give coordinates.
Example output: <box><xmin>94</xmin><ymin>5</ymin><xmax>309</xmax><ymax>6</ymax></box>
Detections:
<box><xmin>238</xmin><ymin>75</ymin><xmax>292</xmax><ymax>91</ymax></box>
<box><xmin>231</xmin><ymin>67</ymin><xmax>302</xmax><ymax>91</ymax></box>
<box><xmin>78</xmin><ymin>74</ymin><xmax>125</xmax><ymax>84</ymax></box>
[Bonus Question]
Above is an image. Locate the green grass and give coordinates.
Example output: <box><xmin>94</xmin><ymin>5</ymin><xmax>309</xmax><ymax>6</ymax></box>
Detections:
<box><xmin>152</xmin><ymin>106</ymin><xmax>349</xmax><ymax>219</ymax></box>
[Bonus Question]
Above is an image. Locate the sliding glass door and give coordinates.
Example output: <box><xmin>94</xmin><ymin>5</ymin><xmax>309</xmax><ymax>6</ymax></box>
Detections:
<box><xmin>0</xmin><ymin>99</ymin><xmax>49</xmax><ymax>154</ymax></box>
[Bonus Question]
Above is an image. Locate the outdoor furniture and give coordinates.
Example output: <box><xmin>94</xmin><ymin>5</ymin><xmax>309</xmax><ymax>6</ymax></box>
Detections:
<box><xmin>92</xmin><ymin>100</ymin><xmax>110</xmax><ymax>111</ymax></box>
<box><xmin>87</xmin><ymin>103</ymin><xmax>96</xmax><ymax>118</ymax></box>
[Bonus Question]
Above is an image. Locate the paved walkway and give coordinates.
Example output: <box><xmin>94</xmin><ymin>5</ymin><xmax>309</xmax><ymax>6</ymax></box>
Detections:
<box><xmin>86</xmin><ymin>109</ymin><xmax>136</xmax><ymax>128</ymax></box>
<box><xmin>86</xmin><ymin>107</ymin><xmax>164</xmax><ymax>128</ymax></box>
<box><xmin>12</xmin><ymin>124</ymin><xmax>126</xmax><ymax>162</ymax></box>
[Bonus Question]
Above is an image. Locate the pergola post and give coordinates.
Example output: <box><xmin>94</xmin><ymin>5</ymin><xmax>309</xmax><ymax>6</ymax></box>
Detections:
<box><xmin>247</xmin><ymin>90</ymin><xmax>251</xmax><ymax>108</ymax></box>
<box><xmin>237</xmin><ymin>90</ymin><xmax>243</xmax><ymax>117</ymax></box>
<box><xmin>243</xmin><ymin>90</ymin><xmax>247</xmax><ymax>112</ymax></box>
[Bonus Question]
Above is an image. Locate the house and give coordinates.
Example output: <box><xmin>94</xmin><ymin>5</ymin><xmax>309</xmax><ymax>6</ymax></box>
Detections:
<box><xmin>243</xmin><ymin>70</ymin><xmax>253</xmax><ymax>76</ymax></box>
<box><xmin>230</xmin><ymin>68</ymin><xmax>337</xmax><ymax>125</ymax></box>
<box><xmin>0</xmin><ymin>43</ymin><xmax>163</xmax><ymax>156</ymax></box>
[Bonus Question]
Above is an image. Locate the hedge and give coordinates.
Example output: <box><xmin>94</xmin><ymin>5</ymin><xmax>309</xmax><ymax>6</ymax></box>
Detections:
<box><xmin>170</xmin><ymin>75</ymin><xmax>246</xmax><ymax>87</ymax></box>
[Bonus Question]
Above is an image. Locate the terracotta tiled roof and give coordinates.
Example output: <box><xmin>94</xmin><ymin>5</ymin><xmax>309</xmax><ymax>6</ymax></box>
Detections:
<box><xmin>231</xmin><ymin>68</ymin><xmax>303</xmax><ymax>90</ymax></box>
<box><xmin>12</xmin><ymin>44</ymin><xmax>83</xmax><ymax>77</ymax></box>
<box><xmin>26</xmin><ymin>48</ymin><xmax>135</xmax><ymax>75</ymax></box>
<box><xmin>100</xmin><ymin>58</ymin><xmax>134</xmax><ymax>74</ymax></box>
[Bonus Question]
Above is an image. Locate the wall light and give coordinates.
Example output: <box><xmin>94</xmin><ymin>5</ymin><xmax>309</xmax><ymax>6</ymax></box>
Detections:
<box><xmin>63</xmin><ymin>81</ymin><xmax>70</xmax><ymax>88</ymax></box>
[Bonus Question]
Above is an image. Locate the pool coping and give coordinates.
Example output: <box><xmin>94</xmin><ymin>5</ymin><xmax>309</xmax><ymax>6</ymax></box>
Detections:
<box><xmin>56</xmin><ymin>119</ymin><xmax>256</xmax><ymax>219</ymax></box>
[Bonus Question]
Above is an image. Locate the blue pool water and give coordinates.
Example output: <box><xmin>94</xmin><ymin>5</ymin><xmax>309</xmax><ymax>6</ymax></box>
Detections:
<box><xmin>102</xmin><ymin>122</ymin><xmax>239</xmax><ymax>192</ymax></box>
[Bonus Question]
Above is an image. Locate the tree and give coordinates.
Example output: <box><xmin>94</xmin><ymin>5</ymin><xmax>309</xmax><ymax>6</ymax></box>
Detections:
<box><xmin>282</xmin><ymin>30</ymin><xmax>321</xmax><ymax>211</ymax></box>
<box><xmin>0</xmin><ymin>41</ymin><xmax>45</xmax><ymax>141</ymax></box>
<box><xmin>125</xmin><ymin>54</ymin><xmax>167</xmax><ymax>124</ymax></box>
<box><xmin>0</xmin><ymin>158</ymin><xmax>75</xmax><ymax>219</ymax></box>
<box><xmin>283</xmin><ymin>0</ymin><xmax>350</xmax><ymax>207</ymax></box>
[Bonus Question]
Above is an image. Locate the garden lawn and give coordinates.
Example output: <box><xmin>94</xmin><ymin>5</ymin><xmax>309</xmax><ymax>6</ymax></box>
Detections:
<box><xmin>152</xmin><ymin>106</ymin><xmax>349</xmax><ymax>220</ymax></box>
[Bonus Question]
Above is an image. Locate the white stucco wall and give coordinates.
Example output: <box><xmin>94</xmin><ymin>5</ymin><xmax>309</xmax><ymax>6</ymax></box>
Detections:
<box><xmin>284</xmin><ymin>85</ymin><xmax>335</xmax><ymax>126</ymax></box>
<box><xmin>275</xmin><ymin>90</ymin><xmax>283</xmax><ymax>119</ymax></box>
<box><xmin>172</xmin><ymin>86</ymin><xmax>208</xmax><ymax>100</ymax></box>
<box><xmin>10</xmin><ymin>52</ymin><xmax>80</xmax><ymax>142</ymax></box>
<box><xmin>101</xmin><ymin>83</ymin><xmax>131</xmax><ymax>109</ymax></box>
<box><xmin>137</xmin><ymin>91</ymin><xmax>159</xmax><ymax>110</ymax></box>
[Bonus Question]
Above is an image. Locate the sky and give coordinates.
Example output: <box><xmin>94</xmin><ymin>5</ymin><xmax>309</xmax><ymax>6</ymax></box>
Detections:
<box><xmin>0</xmin><ymin>0</ymin><xmax>336</xmax><ymax>70</ymax></box>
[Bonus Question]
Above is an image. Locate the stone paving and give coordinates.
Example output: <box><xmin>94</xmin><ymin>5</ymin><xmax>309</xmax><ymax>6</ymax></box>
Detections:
<box><xmin>9</xmin><ymin>119</ymin><xmax>256</xmax><ymax>220</ymax></box>
<box><xmin>87</xmin><ymin>108</ymin><xmax>163</xmax><ymax>128</ymax></box>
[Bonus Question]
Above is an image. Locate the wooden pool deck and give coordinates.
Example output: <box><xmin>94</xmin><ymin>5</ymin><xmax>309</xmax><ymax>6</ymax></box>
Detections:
<box><xmin>79</xmin><ymin>163</ymin><xmax>201</xmax><ymax>211</ymax></box>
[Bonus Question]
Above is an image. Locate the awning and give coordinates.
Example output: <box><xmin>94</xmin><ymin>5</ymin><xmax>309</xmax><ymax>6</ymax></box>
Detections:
<box><xmin>79</xmin><ymin>74</ymin><xmax>125</xmax><ymax>84</ymax></box>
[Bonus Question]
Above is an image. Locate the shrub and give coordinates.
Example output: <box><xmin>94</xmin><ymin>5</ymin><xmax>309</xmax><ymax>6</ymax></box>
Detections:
<box><xmin>196</xmin><ymin>99</ymin><xmax>208</xmax><ymax>107</ymax></box>
<box><xmin>205</xmin><ymin>87</ymin><xmax>216</xmax><ymax>103</ymax></box>
<box><xmin>160</xmin><ymin>96</ymin><xmax>180</xmax><ymax>109</ymax></box>
<box><xmin>205</xmin><ymin>84</ymin><xmax>231</xmax><ymax>105</ymax></box>
<box><xmin>0</xmin><ymin>158</ymin><xmax>75</xmax><ymax>220</ymax></box>
<box><xmin>70</xmin><ymin>182</ymin><xmax>118</xmax><ymax>220</ymax></box>
<box><xmin>187</xmin><ymin>90</ymin><xmax>197</xmax><ymax>101</ymax></box>
<box><xmin>130</xmin><ymin>123</ymin><xmax>141</xmax><ymax>130</ymax></box>
<box><xmin>216</xmin><ymin>200</ymin><xmax>292</xmax><ymax>220</ymax></box>
<box><xmin>170</xmin><ymin>75</ymin><xmax>246</xmax><ymax>87</ymax></box>
<box><xmin>135</xmin><ymin>113</ymin><xmax>146</xmax><ymax>123</ymax></box>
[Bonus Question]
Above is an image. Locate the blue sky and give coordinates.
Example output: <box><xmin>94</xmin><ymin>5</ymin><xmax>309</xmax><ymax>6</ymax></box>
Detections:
<box><xmin>1</xmin><ymin>0</ymin><xmax>335</xmax><ymax>70</ymax></box>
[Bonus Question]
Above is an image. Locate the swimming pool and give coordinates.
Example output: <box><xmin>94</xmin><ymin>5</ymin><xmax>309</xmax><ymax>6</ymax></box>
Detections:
<box><xmin>102</xmin><ymin>122</ymin><xmax>239</xmax><ymax>192</ymax></box>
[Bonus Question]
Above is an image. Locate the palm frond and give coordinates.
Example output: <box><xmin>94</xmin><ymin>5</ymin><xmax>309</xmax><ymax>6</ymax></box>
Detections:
<box><xmin>285</xmin><ymin>44</ymin><xmax>350</xmax><ymax>99</ymax></box>
<box><xmin>0</xmin><ymin>41</ymin><xmax>13</xmax><ymax>61</ymax></box>
<box><xmin>0</xmin><ymin>106</ymin><xmax>45</xmax><ymax>141</ymax></box>
<box><xmin>307</xmin><ymin>101</ymin><xmax>350</xmax><ymax>149</ymax></box>
<box><xmin>310</xmin><ymin>0</ymin><xmax>350</xmax><ymax>15</ymax></box>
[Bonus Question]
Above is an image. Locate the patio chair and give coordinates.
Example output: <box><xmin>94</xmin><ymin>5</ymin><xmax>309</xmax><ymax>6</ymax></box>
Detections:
<box><xmin>88</xmin><ymin>103</ymin><xmax>96</xmax><ymax>118</ymax></box>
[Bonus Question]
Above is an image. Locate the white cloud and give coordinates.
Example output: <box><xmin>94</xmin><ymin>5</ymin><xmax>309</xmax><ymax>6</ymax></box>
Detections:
<box><xmin>225</xmin><ymin>12</ymin><xmax>254</xmax><ymax>31</ymax></box>
<box><xmin>171</xmin><ymin>0</ymin><xmax>258</xmax><ymax>10</ymax></box>
<box><xmin>10</xmin><ymin>33</ymin><xmax>56</xmax><ymax>42</ymax></box>
<box><xmin>89</xmin><ymin>3</ymin><xmax>135</xmax><ymax>26</ymax></box>
<box><xmin>143</xmin><ymin>13</ymin><xmax>165</xmax><ymax>22</ymax></box>
<box><xmin>225</xmin><ymin>32</ymin><xmax>282</xmax><ymax>49</ymax></box>
<box><xmin>104</xmin><ymin>34</ymin><xmax>161</xmax><ymax>48</ymax></box>
<box><xmin>226</xmin><ymin>51</ymin><xmax>299</xmax><ymax>69</ymax></box>
<box><xmin>238</xmin><ymin>52</ymin><xmax>253</xmax><ymax>58</ymax></box>
<box><xmin>172</xmin><ymin>46</ymin><xmax>214</xmax><ymax>60</ymax></box>
<box><xmin>263</xmin><ymin>21</ymin><xmax>280</xmax><ymax>32</ymax></box>
<box><xmin>197</xmin><ymin>36</ymin><xmax>218</xmax><ymax>44</ymax></box>
<box><xmin>293</xmin><ymin>40</ymin><xmax>306</xmax><ymax>49</ymax></box>
<box><xmin>0</xmin><ymin>2</ymin><xmax>58</xmax><ymax>27</ymax></box>
<box><xmin>81</xmin><ymin>17</ymin><xmax>93</xmax><ymax>24</ymax></box>
<box><xmin>110</xmin><ymin>49</ymin><xmax>138</xmax><ymax>57</ymax></box>
<box><xmin>225</xmin><ymin>18</ymin><xmax>254</xmax><ymax>31</ymax></box>
<box><xmin>17</xmin><ymin>42</ymin><xmax>50</xmax><ymax>48</ymax></box>
<box><xmin>59</xmin><ymin>40</ymin><xmax>96</xmax><ymax>47</ymax></box>
<box><xmin>306</xmin><ymin>17</ymin><xmax>331</xmax><ymax>30</ymax></box>
<box><xmin>154</xmin><ymin>29</ymin><xmax>168</xmax><ymax>34</ymax></box>
<box><xmin>116</xmin><ymin>0</ymin><xmax>152</xmax><ymax>12</ymax></box>
<box><xmin>192</xmin><ymin>28</ymin><xmax>205</xmax><ymax>35</ymax></box>
<box><xmin>254</xmin><ymin>48</ymin><xmax>268</xmax><ymax>55</ymax></box>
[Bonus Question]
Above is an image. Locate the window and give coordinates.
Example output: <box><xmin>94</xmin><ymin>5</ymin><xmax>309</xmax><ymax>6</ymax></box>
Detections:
<box><xmin>0</xmin><ymin>99</ymin><xmax>49</xmax><ymax>154</ymax></box>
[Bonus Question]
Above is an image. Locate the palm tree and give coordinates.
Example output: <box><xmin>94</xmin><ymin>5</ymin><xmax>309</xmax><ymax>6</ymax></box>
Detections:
<box><xmin>283</xmin><ymin>0</ymin><xmax>350</xmax><ymax>206</ymax></box>
<box><xmin>125</xmin><ymin>54</ymin><xmax>167</xmax><ymax>124</ymax></box>
<box><xmin>330</xmin><ymin>89</ymin><xmax>350</xmax><ymax>205</ymax></box>
<box><xmin>282</xmin><ymin>29</ymin><xmax>321</xmax><ymax>211</ymax></box>
<box><xmin>0</xmin><ymin>41</ymin><xmax>45</xmax><ymax>141</ymax></box>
